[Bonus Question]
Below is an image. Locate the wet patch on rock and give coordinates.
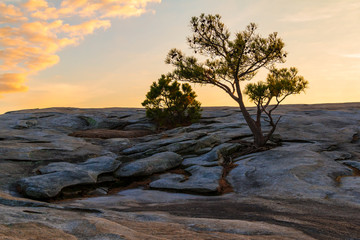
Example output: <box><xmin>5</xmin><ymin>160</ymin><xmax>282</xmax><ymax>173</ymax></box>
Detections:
<box><xmin>69</xmin><ymin>129</ymin><xmax>153</xmax><ymax>139</ymax></box>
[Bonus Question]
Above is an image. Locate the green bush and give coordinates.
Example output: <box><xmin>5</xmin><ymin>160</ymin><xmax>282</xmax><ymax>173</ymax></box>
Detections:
<box><xmin>142</xmin><ymin>75</ymin><xmax>201</xmax><ymax>128</ymax></box>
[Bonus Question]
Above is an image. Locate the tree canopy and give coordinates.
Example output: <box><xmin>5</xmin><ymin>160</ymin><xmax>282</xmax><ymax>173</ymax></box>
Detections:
<box><xmin>166</xmin><ymin>14</ymin><xmax>308</xmax><ymax>147</ymax></box>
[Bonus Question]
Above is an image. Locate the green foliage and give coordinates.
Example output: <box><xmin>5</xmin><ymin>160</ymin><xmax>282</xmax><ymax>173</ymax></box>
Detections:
<box><xmin>142</xmin><ymin>75</ymin><xmax>201</xmax><ymax>128</ymax></box>
<box><xmin>165</xmin><ymin>14</ymin><xmax>286</xmax><ymax>92</ymax></box>
<box><xmin>165</xmin><ymin>13</ymin><xmax>308</xmax><ymax>147</ymax></box>
<box><xmin>245</xmin><ymin>67</ymin><xmax>308</xmax><ymax>106</ymax></box>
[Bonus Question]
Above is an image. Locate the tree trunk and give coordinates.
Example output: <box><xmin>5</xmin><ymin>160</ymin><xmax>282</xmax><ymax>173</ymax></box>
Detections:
<box><xmin>253</xmin><ymin>131</ymin><xmax>267</xmax><ymax>148</ymax></box>
<box><xmin>237</xmin><ymin>102</ymin><xmax>267</xmax><ymax>148</ymax></box>
<box><xmin>234</xmin><ymin>80</ymin><xmax>268</xmax><ymax>148</ymax></box>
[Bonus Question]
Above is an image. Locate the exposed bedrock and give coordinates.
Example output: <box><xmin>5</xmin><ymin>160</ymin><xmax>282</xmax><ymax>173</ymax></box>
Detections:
<box><xmin>1</xmin><ymin>104</ymin><xmax>360</xmax><ymax>239</ymax></box>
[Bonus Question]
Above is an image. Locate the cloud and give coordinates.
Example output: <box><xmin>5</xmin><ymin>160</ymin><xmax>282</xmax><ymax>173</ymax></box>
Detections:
<box><xmin>22</xmin><ymin>0</ymin><xmax>48</xmax><ymax>12</ymax></box>
<box><xmin>0</xmin><ymin>3</ymin><xmax>27</xmax><ymax>24</ymax></box>
<box><xmin>0</xmin><ymin>73</ymin><xmax>28</xmax><ymax>94</ymax></box>
<box><xmin>25</xmin><ymin>0</ymin><xmax>161</xmax><ymax>20</ymax></box>
<box><xmin>61</xmin><ymin>19</ymin><xmax>111</xmax><ymax>37</ymax></box>
<box><xmin>0</xmin><ymin>0</ymin><xmax>161</xmax><ymax>95</ymax></box>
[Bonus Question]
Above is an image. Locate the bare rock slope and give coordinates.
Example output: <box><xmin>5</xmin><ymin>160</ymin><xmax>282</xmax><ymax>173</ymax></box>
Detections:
<box><xmin>1</xmin><ymin>103</ymin><xmax>360</xmax><ymax>239</ymax></box>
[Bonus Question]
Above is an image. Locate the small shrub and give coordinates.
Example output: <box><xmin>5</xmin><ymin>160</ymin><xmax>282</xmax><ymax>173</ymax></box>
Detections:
<box><xmin>142</xmin><ymin>75</ymin><xmax>201</xmax><ymax>128</ymax></box>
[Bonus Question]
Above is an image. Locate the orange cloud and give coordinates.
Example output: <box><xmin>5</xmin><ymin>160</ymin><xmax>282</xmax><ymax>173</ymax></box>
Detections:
<box><xmin>0</xmin><ymin>73</ymin><xmax>28</xmax><ymax>95</ymax></box>
<box><xmin>22</xmin><ymin>0</ymin><xmax>48</xmax><ymax>12</ymax></box>
<box><xmin>61</xmin><ymin>19</ymin><xmax>111</xmax><ymax>37</ymax></box>
<box><xmin>24</xmin><ymin>0</ymin><xmax>162</xmax><ymax>20</ymax></box>
<box><xmin>0</xmin><ymin>0</ymin><xmax>161</xmax><ymax>95</ymax></box>
<box><xmin>0</xmin><ymin>3</ymin><xmax>27</xmax><ymax>24</ymax></box>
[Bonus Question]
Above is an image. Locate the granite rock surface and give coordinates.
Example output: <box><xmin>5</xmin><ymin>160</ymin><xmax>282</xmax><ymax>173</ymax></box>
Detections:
<box><xmin>1</xmin><ymin>104</ymin><xmax>360</xmax><ymax>239</ymax></box>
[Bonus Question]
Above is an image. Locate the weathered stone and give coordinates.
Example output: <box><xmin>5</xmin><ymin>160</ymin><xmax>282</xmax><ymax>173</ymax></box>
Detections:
<box><xmin>123</xmin><ymin>122</ymin><xmax>157</xmax><ymax>131</ymax></box>
<box><xmin>2</xmin><ymin>193</ymin><xmax>337</xmax><ymax>240</ymax></box>
<box><xmin>200</xmin><ymin>108</ymin><xmax>236</xmax><ymax>119</ymax></box>
<box><xmin>0</xmin><ymin>104</ymin><xmax>360</xmax><ymax>239</ymax></box>
<box><xmin>0</xmin><ymin>129</ymin><xmax>104</xmax><ymax>161</ymax></box>
<box><xmin>195</xmin><ymin>147</ymin><xmax>213</xmax><ymax>155</ymax></box>
<box><xmin>276</xmin><ymin>109</ymin><xmax>360</xmax><ymax>143</ymax></box>
<box><xmin>101</xmin><ymin>138</ymin><xmax>131</xmax><ymax>153</ymax></box>
<box><xmin>0</xmin><ymin>111</ymin><xmax>86</xmax><ymax>132</ymax></box>
<box><xmin>227</xmin><ymin>143</ymin><xmax>354</xmax><ymax>199</ymax></box>
<box><xmin>150</xmin><ymin>165</ymin><xmax>223</xmax><ymax>193</ymax></box>
<box><xmin>340</xmin><ymin>160</ymin><xmax>360</xmax><ymax>171</ymax></box>
<box><xmin>122</xmin><ymin>131</ymin><xmax>207</xmax><ymax>156</ymax></box>
<box><xmin>152</xmin><ymin>134</ymin><xmax>221</xmax><ymax>156</ymax></box>
<box><xmin>0</xmin><ymin>108</ymin><xmax>146</xmax><ymax>133</ymax></box>
<box><xmin>88</xmin><ymin>187</ymin><xmax>109</xmax><ymax>196</ymax></box>
<box><xmin>38</xmin><ymin>156</ymin><xmax>121</xmax><ymax>174</ymax></box>
<box><xmin>13</xmin><ymin>119</ymin><xmax>38</xmax><ymax>129</ymax></box>
<box><xmin>193</xmin><ymin>134</ymin><xmax>222</xmax><ymax>152</ymax></box>
<box><xmin>322</xmin><ymin>151</ymin><xmax>352</xmax><ymax>161</ymax></box>
<box><xmin>340</xmin><ymin>176</ymin><xmax>360</xmax><ymax>191</ymax></box>
<box><xmin>159</xmin><ymin>139</ymin><xmax>198</xmax><ymax>154</ymax></box>
<box><xmin>115</xmin><ymin>152</ymin><xmax>183</xmax><ymax>177</ymax></box>
<box><xmin>204</xmin><ymin>122</ymin><xmax>243</xmax><ymax>131</ymax></box>
<box><xmin>207</xmin><ymin>127</ymin><xmax>253</xmax><ymax>142</ymax></box>
<box><xmin>17</xmin><ymin>156</ymin><xmax>121</xmax><ymax>199</ymax></box>
<box><xmin>77</xmin><ymin>115</ymin><xmax>128</xmax><ymax>129</ymax></box>
<box><xmin>17</xmin><ymin>171</ymin><xmax>96</xmax><ymax>199</ymax></box>
<box><xmin>177</xmin><ymin>123</ymin><xmax>211</xmax><ymax>132</ymax></box>
<box><xmin>183</xmin><ymin>143</ymin><xmax>243</xmax><ymax>167</ymax></box>
<box><xmin>149</xmin><ymin>173</ymin><xmax>187</xmax><ymax>188</ymax></box>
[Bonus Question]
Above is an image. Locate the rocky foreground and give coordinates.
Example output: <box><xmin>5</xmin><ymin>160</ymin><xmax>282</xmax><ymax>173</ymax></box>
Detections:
<box><xmin>0</xmin><ymin>103</ymin><xmax>360</xmax><ymax>239</ymax></box>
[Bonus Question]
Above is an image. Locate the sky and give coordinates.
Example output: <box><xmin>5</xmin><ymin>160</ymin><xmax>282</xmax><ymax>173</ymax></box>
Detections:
<box><xmin>0</xmin><ymin>0</ymin><xmax>359</xmax><ymax>113</ymax></box>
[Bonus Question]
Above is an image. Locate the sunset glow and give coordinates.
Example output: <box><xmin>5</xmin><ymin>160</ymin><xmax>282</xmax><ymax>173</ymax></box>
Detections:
<box><xmin>0</xmin><ymin>0</ymin><xmax>359</xmax><ymax>113</ymax></box>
